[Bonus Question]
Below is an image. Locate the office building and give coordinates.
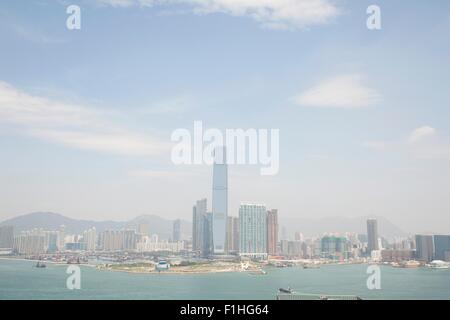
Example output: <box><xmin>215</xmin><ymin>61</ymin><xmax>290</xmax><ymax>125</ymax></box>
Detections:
<box><xmin>266</xmin><ymin>209</ymin><xmax>278</xmax><ymax>255</ymax></box>
<box><xmin>173</xmin><ymin>219</ymin><xmax>181</xmax><ymax>242</ymax></box>
<box><xmin>212</xmin><ymin>146</ymin><xmax>228</xmax><ymax>254</ymax></box>
<box><xmin>415</xmin><ymin>234</ymin><xmax>434</xmax><ymax>262</ymax></box>
<box><xmin>226</xmin><ymin>216</ymin><xmax>239</xmax><ymax>254</ymax></box>
<box><xmin>367</xmin><ymin>219</ymin><xmax>379</xmax><ymax>254</ymax></box>
<box><xmin>433</xmin><ymin>235</ymin><xmax>450</xmax><ymax>262</ymax></box>
<box><xmin>192</xmin><ymin>198</ymin><xmax>207</xmax><ymax>252</ymax></box>
<box><xmin>239</xmin><ymin>203</ymin><xmax>267</xmax><ymax>259</ymax></box>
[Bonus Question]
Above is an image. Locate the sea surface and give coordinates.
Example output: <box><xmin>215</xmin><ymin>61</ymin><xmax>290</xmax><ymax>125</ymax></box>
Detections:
<box><xmin>0</xmin><ymin>259</ymin><xmax>449</xmax><ymax>300</ymax></box>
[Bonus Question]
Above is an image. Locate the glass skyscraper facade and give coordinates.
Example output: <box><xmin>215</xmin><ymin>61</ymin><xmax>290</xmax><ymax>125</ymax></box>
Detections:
<box><xmin>192</xmin><ymin>198</ymin><xmax>207</xmax><ymax>253</ymax></box>
<box><xmin>433</xmin><ymin>235</ymin><xmax>450</xmax><ymax>261</ymax></box>
<box><xmin>239</xmin><ymin>203</ymin><xmax>267</xmax><ymax>258</ymax></box>
<box><xmin>367</xmin><ymin>218</ymin><xmax>379</xmax><ymax>254</ymax></box>
<box><xmin>415</xmin><ymin>234</ymin><xmax>434</xmax><ymax>262</ymax></box>
<box><xmin>266</xmin><ymin>209</ymin><xmax>278</xmax><ymax>255</ymax></box>
<box><xmin>212</xmin><ymin>147</ymin><xmax>227</xmax><ymax>254</ymax></box>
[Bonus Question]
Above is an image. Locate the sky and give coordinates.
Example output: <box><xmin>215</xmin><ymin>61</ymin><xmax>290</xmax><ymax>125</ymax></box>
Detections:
<box><xmin>0</xmin><ymin>0</ymin><xmax>450</xmax><ymax>234</ymax></box>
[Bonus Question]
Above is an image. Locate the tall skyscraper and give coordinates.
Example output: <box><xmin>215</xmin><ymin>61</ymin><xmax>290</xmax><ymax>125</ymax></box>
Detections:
<box><xmin>173</xmin><ymin>219</ymin><xmax>181</xmax><ymax>242</ymax></box>
<box><xmin>367</xmin><ymin>219</ymin><xmax>379</xmax><ymax>254</ymax></box>
<box><xmin>239</xmin><ymin>203</ymin><xmax>267</xmax><ymax>258</ymax></box>
<box><xmin>415</xmin><ymin>235</ymin><xmax>434</xmax><ymax>262</ymax></box>
<box><xmin>433</xmin><ymin>235</ymin><xmax>450</xmax><ymax>261</ymax></box>
<box><xmin>0</xmin><ymin>225</ymin><xmax>14</xmax><ymax>249</ymax></box>
<box><xmin>226</xmin><ymin>216</ymin><xmax>239</xmax><ymax>254</ymax></box>
<box><xmin>203</xmin><ymin>212</ymin><xmax>213</xmax><ymax>257</ymax></box>
<box><xmin>266</xmin><ymin>209</ymin><xmax>278</xmax><ymax>255</ymax></box>
<box><xmin>212</xmin><ymin>146</ymin><xmax>227</xmax><ymax>254</ymax></box>
<box><xmin>192</xmin><ymin>199</ymin><xmax>207</xmax><ymax>252</ymax></box>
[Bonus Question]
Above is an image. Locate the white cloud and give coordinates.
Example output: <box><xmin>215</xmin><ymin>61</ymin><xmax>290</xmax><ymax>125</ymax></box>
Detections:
<box><xmin>293</xmin><ymin>74</ymin><xmax>381</xmax><ymax>108</ymax></box>
<box><xmin>0</xmin><ymin>81</ymin><xmax>169</xmax><ymax>156</ymax></box>
<box><xmin>97</xmin><ymin>0</ymin><xmax>136</xmax><ymax>7</ymax></box>
<box><xmin>407</xmin><ymin>126</ymin><xmax>450</xmax><ymax>159</ymax></box>
<box><xmin>409</xmin><ymin>126</ymin><xmax>436</xmax><ymax>144</ymax></box>
<box><xmin>97</xmin><ymin>0</ymin><xmax>340</xmax><ymax>30</ymax></box>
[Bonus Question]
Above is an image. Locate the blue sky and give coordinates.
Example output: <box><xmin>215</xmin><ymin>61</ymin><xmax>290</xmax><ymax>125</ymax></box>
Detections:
<box><xmin>1</xmin><ymin>0</ymin><xmax>450</xmax><ymax>234</ymax></box>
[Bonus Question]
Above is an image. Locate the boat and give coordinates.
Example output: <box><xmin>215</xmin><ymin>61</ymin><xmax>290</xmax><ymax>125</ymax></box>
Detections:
<box><xmin>35</xmin><ymin>261</ymin><xmax>46</xmax><ymax>268</ymax></box>
<box><xmin>277</xmin><ymin>289</ymin><xmax>362</xmax><ymax>300</ymax></box>
<box><xmin>279</xmin><ymin>287</ymin><xmax>293</xmax><ymax>294</ymax></box>
<box><xmin>427</xmin><ymin>260</ymin><xmax>449</xmax><ymax>269</ymax></box>
<box><xmin>302</xmin><ymin>263</ymin><xmax>320</xmax><ymax>269</ymax></box>
<box><xmin>397</xmin><ymin>260</ymin><xmax>421</xmax><ymax>268</ymax></box>
<box><xmin>250</xmin><ymin>269</ymin><xmax>267</xmax><ymax>275</ymax></box>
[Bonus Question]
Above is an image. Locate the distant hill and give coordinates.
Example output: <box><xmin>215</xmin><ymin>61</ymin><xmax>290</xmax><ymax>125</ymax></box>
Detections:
<box><xmin>280</xmin><ymin>215</ymin><xmax>406</xmax><ymax>239</ymax></box>
<box><xmin>125</xmin><ymin>214</ymin><xmax>191</xmax><ymax>240</ymax></box>
<box><xmin>1</xmin><ymin>212</ymin><xmax>405</xmax><ymax>240</ymax></box>
<box><xmin>0</xmin><ymin>212</ymin><xmax>192</xmax><ymax>240</ymax></box>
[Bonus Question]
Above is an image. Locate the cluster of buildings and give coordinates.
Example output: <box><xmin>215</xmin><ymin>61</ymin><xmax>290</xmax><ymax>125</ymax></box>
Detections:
<box><xmin>191</xmin><ymin>147</ymin><xmax>280</xmax><ymax>259</ymax></box>
<box><xmin>1</xmin><ymin>149</ymin><xmax>449</xmax><ymax>264</ymax></box>
<box><xmin>0</xmin><ymin>224</ymin><xmax>186</xmax><ymax>256</ymax></box>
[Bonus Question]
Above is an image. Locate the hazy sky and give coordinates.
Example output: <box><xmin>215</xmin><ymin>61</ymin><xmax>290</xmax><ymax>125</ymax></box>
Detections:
<box><xmin>0</xmin><ymin>0</ymin><xmax>450</xmax><ymax>234</ymax></box>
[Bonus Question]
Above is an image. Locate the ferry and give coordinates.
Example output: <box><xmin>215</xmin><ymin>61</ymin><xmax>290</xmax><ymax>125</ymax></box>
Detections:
<box><xmin>277</xmin><ymin>288</ymin><xmax>362</xmax><ymax>300</ymax></box>
<box><xmin>278</xmin><ymin>287</ymin><xmax>293</xmax><ymax>294</ymax></box>
<box><xmin>427</xmin><ymin>260</ymin><xmax>449</xmax><ymax>269</ymax></box>
<box><xmin>302</xmin><ymin>263</ymin><xmax>320</xmax><ymax>269</ymax></box>
<box><xmin>395</xmin><ymin>260</ymin><xmax>421</xmax><ymax>268</ymax></box>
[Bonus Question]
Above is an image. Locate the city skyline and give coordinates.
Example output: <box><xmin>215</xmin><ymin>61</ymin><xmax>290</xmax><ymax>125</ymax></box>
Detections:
<box><xmin>1</xmin><ymin>1</ymin><xmax>450</xmax><ymax>235</ymax></box>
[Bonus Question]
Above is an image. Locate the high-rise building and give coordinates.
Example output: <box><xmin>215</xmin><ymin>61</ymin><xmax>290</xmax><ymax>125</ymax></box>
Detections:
<box><xmin>415</xmin><ymin>235</ymin><xmax>434</xmax><ymax>262</ymax></box>
<box><xmin>192</xmin><ymin>198</ymin><xmax>207</xmax><ymax>253</ymax></box>
<box><xmin>321</xmin><ymin>236</ymin><xmax>348</xmax><ymax>260</ymax></box>
<box><xmin>13</xmin><ymin>229</ymin><xmax>46</xmax><ymax>255</ymax></box>
<box><xmin>203</xmin><ymin>212</ymin><xmax>213</xmax><ymax>257</ymax></box>
<box><xmin>45</xmin><ymin>231</ymin><xmax>59</xmax><ymax>253</ymax></box>
<box><xmin>266</xmin><ymin>209</ymin><xmax>278</xmax><ymax>255</ymax></box>
<box><xmin>433</xmin><ymin>235</ymin><xmax>450</xmax><ymax>261</ymax></box>
<box><xmin>58</xmin><ymin>225</ymin><xmax>66</xmax><ymax>251</ymax></box>
<box><xmin>100</xmin><ymin>230</ymin><xmax>125</xmax><ymax>251</ymax></box>
<box><xmin>367</xmin><ymin>219</ymin><xmax>379</xmax><ymax>254</ymax></box>
<box><xmin>212</xmin><ymin>146</ymin><xmax>227</xmax><ymax>254</ymax></box>
<box><xmin>239</xmin><ymin>203</ymin><xmax>267</xmax><ymax>259</ymax></box>
<box><xmin>83</xmin><ymin>227</ymin><xmax>97</xmax><ymax>251</ymax></box>
<box><xmin>226</xmin><ymin>216</ymin><xmax>239</xmax><ymax>254</ymax></box>
<box><xmin>0</xmin><ymin>225</ymin><xmax>14</xmax><ymax>249</ymax></box>
<box><xmin>122</xmin><ymin>230</ymin><xmax>137</xmax><ymax>250</ymax></box>
<box><xmin>294</xmin><ymin>232</ymin><xmax>304</xmax><ymax>242</ymax></box>
<box><xmin>173</xmin><ymin>219</ymin><xmax>181</xmax><ymax>242</ymax></box>
<box><xmin>138</xmin><ymin>222</ymin><xmax>150</xmax><ymax>236</ymax></box>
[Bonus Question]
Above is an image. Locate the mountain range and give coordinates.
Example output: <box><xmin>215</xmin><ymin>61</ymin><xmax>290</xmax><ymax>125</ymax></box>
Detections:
<box><xmin>0</xmin><ymin>212</ymin><xmax>191</xmax><ymax>240</ymax></box>
<box><xmin>0</xmin><ymin>212</ymin><xmax>407</xmax><ymax>239</ymax></box>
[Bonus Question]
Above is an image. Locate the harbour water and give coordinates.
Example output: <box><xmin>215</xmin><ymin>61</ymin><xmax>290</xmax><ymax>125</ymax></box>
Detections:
<box><xmin>0</xmin><ymin>259</ymin><xmax>449</xmax><ymax>300</ymax></box>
